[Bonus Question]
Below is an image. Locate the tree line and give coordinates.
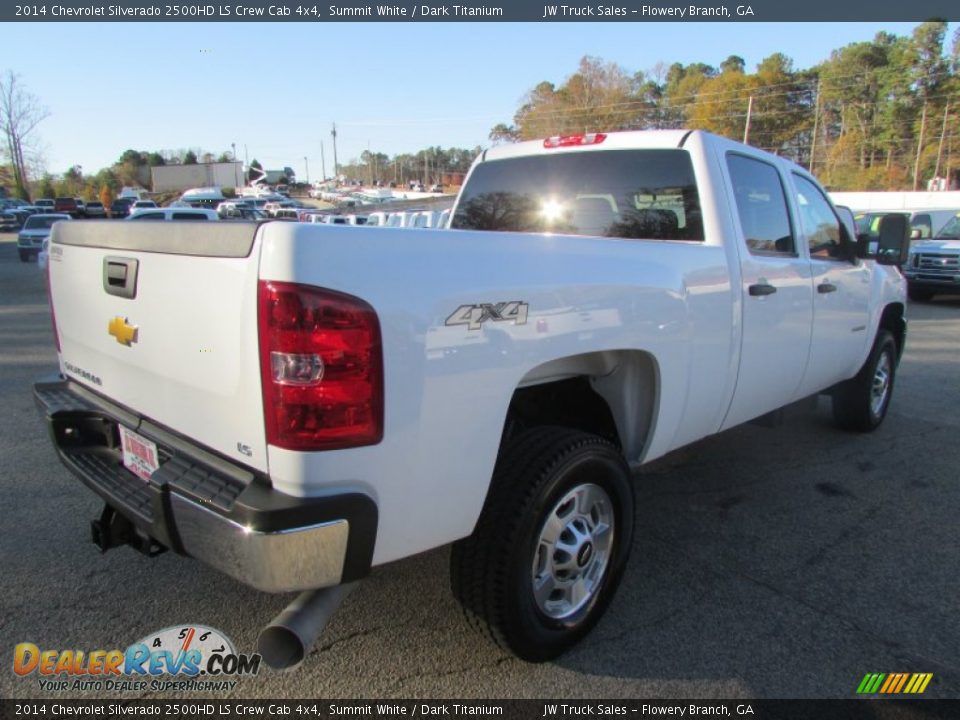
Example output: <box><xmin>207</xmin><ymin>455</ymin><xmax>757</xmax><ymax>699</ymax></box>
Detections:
<box><xmin>490</xmin><ymin>22</ymin><xmax>960</xmax><ymax>191</ymax></box>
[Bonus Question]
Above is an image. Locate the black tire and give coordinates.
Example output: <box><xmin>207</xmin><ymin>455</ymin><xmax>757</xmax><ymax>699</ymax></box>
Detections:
<box><xmin>451</xmin><ymin>427</ymin><xmax>634</xmax><ymax>662</ymax></box>
<box><xmin>18</xmin><ymin>250</ymin><xmax>30</xmax><ymax>262</ymax></box>
<box><xmin>832</xmin><ymin>330</ymin><xmax>898</xmax><ymax>432</ymax></box>
<box><xmin>907</xmin><ymin>285</ymin><xmax>935</xmax><ymax>302</ymax></box>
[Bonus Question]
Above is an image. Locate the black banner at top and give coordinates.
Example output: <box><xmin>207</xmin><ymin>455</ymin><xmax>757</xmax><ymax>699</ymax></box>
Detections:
<box><xmin>3</xmin><ymin>0</ymin><xmax>959</xmax><ymax>22</ymax></box>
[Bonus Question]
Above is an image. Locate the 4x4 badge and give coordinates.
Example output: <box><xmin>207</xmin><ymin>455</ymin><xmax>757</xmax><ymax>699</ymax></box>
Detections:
<box><xmin>445</xmin><ymin>302</ymin><xmax>529</xmax><ymax>331</ymax></box>
<box><xmin>108</xmin><ymin>316</ymin><xmax>138</xmax><ymax>346</ymax></box>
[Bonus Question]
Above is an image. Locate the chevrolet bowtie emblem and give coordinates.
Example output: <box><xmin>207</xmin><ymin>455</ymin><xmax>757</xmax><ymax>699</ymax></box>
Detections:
<box><xmin>108</xmin><ymin>316</ymin><xmax>138</xmax><ymax>346</ymax></box>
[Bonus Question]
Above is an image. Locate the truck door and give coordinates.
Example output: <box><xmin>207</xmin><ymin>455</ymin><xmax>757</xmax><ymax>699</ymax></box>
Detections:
<box><xmin>789</xmin><ymin>173</ymin><xmax>871</xmax><ymax>396</ymax></box>
<box><xmin>721</xmin><ymin>152</ymin><xmax>814</xmax><ymax>430</ymax></box>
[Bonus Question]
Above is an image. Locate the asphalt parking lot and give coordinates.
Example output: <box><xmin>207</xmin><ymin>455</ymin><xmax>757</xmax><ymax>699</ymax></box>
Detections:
<box><xmin>1</xmin><ymin>233</ymin><xmax>958</xmax><ymax>700</ymax></box>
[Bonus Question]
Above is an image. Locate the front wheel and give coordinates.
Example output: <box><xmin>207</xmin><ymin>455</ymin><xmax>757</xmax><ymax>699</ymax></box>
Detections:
<box><xmin>832</xmin><ymin>330</ymin><xmax>898</xmax><ymax>432</ymax></box>
<box><xmin>451</xmin><ymin>427</ymin><xmax>634</xmax><ymax>662</ymax></box>
<box><xmin>18</xmin><ymin>250</ymin><xmax>30</xmax><ymax>262</ymax></box>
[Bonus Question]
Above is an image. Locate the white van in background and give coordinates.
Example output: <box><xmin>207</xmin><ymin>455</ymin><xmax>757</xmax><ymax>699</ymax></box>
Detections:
<box><xmin>127</xmin><ymin>207</ymin><xmax>219</xmax><ymax>221</ymax></box>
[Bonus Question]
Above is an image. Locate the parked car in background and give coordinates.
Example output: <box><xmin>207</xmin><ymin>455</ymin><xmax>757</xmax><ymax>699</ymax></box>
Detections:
<box><xmin>217</xmin><ymin>201</ymin><xmax>266</xmax><ymax>220</ymax></box>
<box><xmin>17</xmin><ymin>213</ymin><xmax>71</xmax><ymax>261</ymax></box>
<box><xmin>127</xmin><ymin>207</ymin><xmax>218</xmax><ymax>221</ymax></box>
<box><xmin>263</xmin><ymin>201</ymin><xmax>298</xmax><ymax>217</ymax></box>
<box><xmin>0</xmin><ymin>212</ymin><xmax>20</xmax><ymax>232</ymax></box>
<box><xmin>272</xmin><ymin>208</ymin><xmax>300</xmax><ymax>221</ymax></box>
<box><xmin>110</xmin><ymin>198</ymin><xmax>135</xmax><ymax>218</ymax></box>
<box><xmin>318</xmin><ymin>213</ymin><xmax>368</xmax><ymax>225</ymax></box>
<box><xmin>902</xmin><ymin>212</ymin><xmax>960</xmax><ymax>301</ymax></box>
<box><xmin>855</xmin><ymin>209</ymin><xmax>958</xmax><ymax>244</ymax></box>
<box><xmin>384</xmin><ymin>210</ymin><xmax>413</xmax><ymax>228</ymax></box>
<box><xmin>297</xmin><ymin>209</ymin><xmax>326</xmax><ymax>222</ymax></box>
<box><xmin>9</xmin><ymin>208</ymin><xmax>39</xmax><ymax>228</ymax></box>
<box><xmin>74</xmin><ymin>199</ymin><xmax>87</xmax><ymax>217</ymax></box>
<box><xmin>54</xmin><ymin>197</ymin><xmax>80</xmax><ymax>217</ymax></box>
<box><xmin>409</xmin><ymin>210</ymin><xmax>440</xmax><ymax>229</ymax></box>
<box><xmin>130</xmin><ymin>200</ymin><xmax>159</xmax><ymax>213</ymax></box>
<box><xmin>35</xmin><ymin>199</ymin><xmax>55</xmax><ymax>211</ymax></box>
<box><xmin>84</xmin><ymin>201</ymin><xmax>106</xmax><ymax>219</ymax></box>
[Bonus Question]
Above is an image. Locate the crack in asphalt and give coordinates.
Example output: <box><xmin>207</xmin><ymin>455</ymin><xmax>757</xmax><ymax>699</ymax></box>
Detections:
<box><xmin>381</xmin><ymin>654</ymin><xmax>515</xmax><ymax>693</ymax></box>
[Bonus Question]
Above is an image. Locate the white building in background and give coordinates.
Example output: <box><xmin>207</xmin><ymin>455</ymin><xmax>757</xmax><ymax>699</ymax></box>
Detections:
<box><xmin>151</xmin><ymin>162</ymin><xmax>245</xmax><ymax>193</ymax></box>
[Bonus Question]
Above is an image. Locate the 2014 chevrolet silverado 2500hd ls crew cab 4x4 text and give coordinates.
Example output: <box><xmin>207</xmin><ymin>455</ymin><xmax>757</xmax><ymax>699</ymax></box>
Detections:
<box><xmin>35</xmin><ymin>130</ymin><xmax>909</xmax><ymax>668</ymax></box>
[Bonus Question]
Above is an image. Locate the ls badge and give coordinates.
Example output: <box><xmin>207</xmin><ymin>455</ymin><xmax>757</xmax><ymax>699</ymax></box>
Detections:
<box><xmin>446</xmin><ymin>302</ymin><xmax>529</xmax><ymax>331</ymax></box>
<box><xmin>108</xmin><ymin>316</ymin><xmax>139</xmax><ymax>346</ymax></box>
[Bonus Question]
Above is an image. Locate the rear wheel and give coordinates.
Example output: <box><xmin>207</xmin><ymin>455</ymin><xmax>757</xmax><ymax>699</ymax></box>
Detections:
<box><xmin>907</xmin><ymin>285</ymin><xmax>935</xmax><ymax>302</ymax></box>
<box><xmin>832</xmin><ymin>330</ymin><xmax>898</xmax><ymax>432</ymax></box>
<box><xmin>450</xmin><ymin>427</ymin><xmax>634</xmax><ymax>661</ymax></box>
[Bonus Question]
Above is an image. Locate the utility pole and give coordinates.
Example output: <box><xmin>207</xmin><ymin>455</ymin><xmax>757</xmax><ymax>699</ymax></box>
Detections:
<box><xmin>913</xmin><ymin>102</ymin><xmax>929</xmax><ymax>191</ymax></box>
<box><xmin>743</xmin><ymin>95</ymin><xmax>754</xmax><ymax>144</ymax></box>
<box><xmin>809</xmin><ymin>79</ymin><xmax>821</xmax><ymax>172</ymax></box>
<box><xmin>304</xmin><ymin>156</ymin><xmax>309</xmax><ymax>185</ymax></box>
<box><xmin>331</xmin><ymin>123</ymin><xmax>339</xmax><ymax>182</ymax></box>
<box><xmin>320</xmin><ymin>141</ymin><xmax>326</xmax><ymax>182</ymax></box>
<box><xmin>244</xmin><ymin>144</ymin><xmax>249</xmax><ymax>168</ymax></box>
<box><xmin>932</xmin><ymin>103</ymin><xmax>950</xmax><ymax>188</ymax></box>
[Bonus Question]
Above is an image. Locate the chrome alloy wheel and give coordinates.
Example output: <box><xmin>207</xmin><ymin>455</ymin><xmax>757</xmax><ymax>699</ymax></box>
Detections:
<box><xmin>870</xmin><ymin>350</ymin><xmax>892</xmax><ymax>418</ymax></box>
<box><xmin>531</xmin><ymin>483</ymin><xmax>614</xmax><ymax>620</ymax></box>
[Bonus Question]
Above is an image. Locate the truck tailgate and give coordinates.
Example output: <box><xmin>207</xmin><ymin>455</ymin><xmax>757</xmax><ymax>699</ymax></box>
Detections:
<box><xmin>48</xmin><ymin>221</ymin><xmax>268</xmax><ymax>472</ymax></box>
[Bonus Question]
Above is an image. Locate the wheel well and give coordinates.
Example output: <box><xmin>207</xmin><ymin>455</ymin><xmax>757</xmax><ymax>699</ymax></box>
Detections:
<box><xmin>879</xmin><ymin>302</ymin><xmax>906</xmax><ymax>359</ymax></box>
<box><xmin>505</xmin><ymin>377</ymin><xmax>620</xmax><ymax>448</ymax></box>
<box><xmin>503</xmin><ymin>350</ymin><xmax>659</xmax><ymax>464</ymax></box>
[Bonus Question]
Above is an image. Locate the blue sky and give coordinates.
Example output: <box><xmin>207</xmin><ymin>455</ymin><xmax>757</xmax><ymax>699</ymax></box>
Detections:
<box><xmin>2</xmin><ymin>22</ymin><xmax>935</xmax><ymax>179</ymax></box>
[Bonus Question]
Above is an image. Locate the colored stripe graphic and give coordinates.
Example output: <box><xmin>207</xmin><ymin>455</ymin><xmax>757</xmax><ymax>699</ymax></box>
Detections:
<box><xmin>913</xmin><ymin>673</ymin><xmax>933</xmax><ymax>694</ymax></box>
<box><xmin>857</xmin><ymin>672</ymin><xmax>932</xmax><ymax>694</ymax></box>
<box><xmin>856</xmin><ymin>673</ymin><xmax>886</xmax><ymax>694</ymax></box>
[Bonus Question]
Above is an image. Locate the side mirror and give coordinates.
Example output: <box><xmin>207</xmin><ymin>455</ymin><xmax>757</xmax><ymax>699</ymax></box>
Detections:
<box><xmin>876</xmin><ymin>214</ymin><xmax>909</xmax><ymax>266</ymax></box>
<box><xmin>834</xmin><ymin>206</ymin><xmax>863</xmax><ymax>260</ymax></box>
<box><xmin>910</xmin><ymin>228</ymin><xmax>922</xmax><ymax>240</ymax></box>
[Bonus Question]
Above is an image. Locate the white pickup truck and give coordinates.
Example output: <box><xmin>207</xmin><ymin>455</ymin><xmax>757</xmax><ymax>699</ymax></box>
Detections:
<box><xmin>35</xmin><ymin>130</ymin><xmax>909</xmax><ymax>668</ymax></box>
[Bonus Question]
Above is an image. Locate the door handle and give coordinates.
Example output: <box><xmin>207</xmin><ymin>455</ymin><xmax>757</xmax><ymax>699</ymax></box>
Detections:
<box><xmin>818</xmin><ymin>282</ymin><xmax>838</xmax><ymax>294</ymax></box>
<box><xmin>748</xmin><ymin>283</ymin><xmax>777</xmax><ymax>297</ymax></box>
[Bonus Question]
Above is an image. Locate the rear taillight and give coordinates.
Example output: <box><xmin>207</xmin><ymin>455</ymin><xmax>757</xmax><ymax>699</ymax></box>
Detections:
<box><xmin>543</xmin><ymin>133</ymin><xmax>607</xmax><ymax>148</ymax></box>
<box><xmin>46</xmin><ymin>260</ymin><xmax>60</xmax><ymax>352</ymax></box>
<box><xmin>258</xmin><ymin>281</ymin><xmax>383</xmax><ymax>451</ymax></box>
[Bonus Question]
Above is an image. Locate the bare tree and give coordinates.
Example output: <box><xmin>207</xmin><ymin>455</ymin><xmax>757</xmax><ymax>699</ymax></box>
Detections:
<box><xmin>0</xmin><ymin>71</ymin><xmax>49</xmax><ymax>197</ymax></box>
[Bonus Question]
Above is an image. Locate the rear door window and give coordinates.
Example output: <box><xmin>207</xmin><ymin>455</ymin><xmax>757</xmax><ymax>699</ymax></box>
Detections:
<box><xmin>452</xmin><ymin>149</ymin><xmax>703</xmax><ymax>241</ymax></box>
<box><xmin>726</xmin><ymin>153</ymin><xmax>795</xmax><ymax>256</ymax></box>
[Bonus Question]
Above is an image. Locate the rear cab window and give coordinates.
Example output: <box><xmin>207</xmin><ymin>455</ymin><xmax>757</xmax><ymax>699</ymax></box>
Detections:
<box><xmin>452</xmin><ymin>149</ymin><xmax>703</xmax><ymax>241</ymax></box>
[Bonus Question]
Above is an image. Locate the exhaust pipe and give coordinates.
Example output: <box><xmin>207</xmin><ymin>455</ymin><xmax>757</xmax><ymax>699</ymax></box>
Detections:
<box><xmin>258</xmin><ymin>582</ymin><xmax>357</xmax><ymax>671</ymax></box>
